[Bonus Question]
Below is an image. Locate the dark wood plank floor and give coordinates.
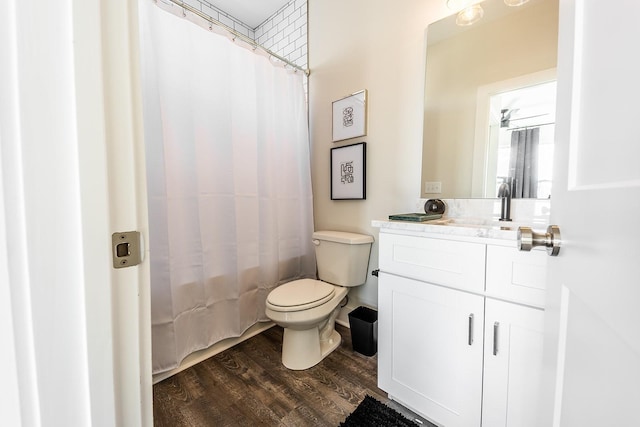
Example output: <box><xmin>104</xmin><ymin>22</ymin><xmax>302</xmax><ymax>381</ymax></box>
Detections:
<box><xmin>153</xmin><ymin>323</ymin><xmax>395</xmax><ymax>426</ymax></box>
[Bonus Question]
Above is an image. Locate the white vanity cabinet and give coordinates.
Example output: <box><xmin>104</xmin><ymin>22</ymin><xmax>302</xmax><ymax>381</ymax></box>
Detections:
<box><xmin>377</xmin><ymin>228</ymin><xmax>547</xmax><ymax>427</ymax></box>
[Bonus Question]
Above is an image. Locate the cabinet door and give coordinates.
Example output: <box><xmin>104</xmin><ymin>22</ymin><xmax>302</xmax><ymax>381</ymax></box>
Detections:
<box><xmin>482</xmin><ymin>299</ymin><xmax>545</xmax><ymax>427</ymax></box>
<box><xmin>378</xmin><ymin>272</ymin><xmax>484</xmax><ymax>427</ymax></box>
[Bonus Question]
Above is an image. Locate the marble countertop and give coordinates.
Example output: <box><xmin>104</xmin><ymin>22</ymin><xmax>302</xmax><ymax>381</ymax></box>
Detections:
<box><xmin>371</xmin><ymin>217</ymin><xmax>527</xmax><ymax>241</ymax></box>
<box><xmin>373</xmin><ymin>198</ymin><xmax>552</xmax><ymax>242</ymax></box>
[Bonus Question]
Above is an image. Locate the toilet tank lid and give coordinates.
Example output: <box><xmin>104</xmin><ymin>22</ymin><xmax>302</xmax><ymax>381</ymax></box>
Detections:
<box><xmin>312</xmin><ymin>230</ymin><xmax>374</xmax><ymax>245</ymax></box>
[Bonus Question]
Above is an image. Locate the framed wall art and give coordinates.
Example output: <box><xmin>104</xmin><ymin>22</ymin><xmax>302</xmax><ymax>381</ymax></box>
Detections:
<box><xmin>332</xmin><ymin>90</ymin><xmax>367</xmax><ymax>142</ymax></box>
<box><xmin>331</xmin><ymin>142</ymin><xmax>366</xmax><ymax>200</ymax></box>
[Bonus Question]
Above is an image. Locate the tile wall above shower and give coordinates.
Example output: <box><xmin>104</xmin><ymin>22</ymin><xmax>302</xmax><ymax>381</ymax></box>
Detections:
<box><xmin>254</xmin><ymin>0</ymin><xmax>308</xmax><ymax>70</ymax></box>
<box><xmin>159</xmin><ymin>0</ymin><xmax>308</xmax><ymax>70</ymax></box>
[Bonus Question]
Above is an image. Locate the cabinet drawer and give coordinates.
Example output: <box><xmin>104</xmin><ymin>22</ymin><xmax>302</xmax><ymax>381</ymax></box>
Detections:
<box><xmin>379</xmin><ymin>232</ymin><xmax>486</xmax><ymax>293</ymax></box>
<box><xmin>486</xmin><ymin>245</ymin><xmax>548</xmax><ymax>306</ymax></box>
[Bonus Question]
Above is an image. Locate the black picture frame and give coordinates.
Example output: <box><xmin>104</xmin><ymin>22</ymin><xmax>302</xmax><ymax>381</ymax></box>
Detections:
<box><xmin>330</xmin><ymin>142</ymin><xmax>366</xmax><ymax>200</ymax></box>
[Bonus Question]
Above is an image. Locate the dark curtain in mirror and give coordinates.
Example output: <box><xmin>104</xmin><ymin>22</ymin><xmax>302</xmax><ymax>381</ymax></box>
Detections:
<box><xmin>509</xmin><ymin>127</ymin><xmax>540</xmax><ymax>198</ymax></box>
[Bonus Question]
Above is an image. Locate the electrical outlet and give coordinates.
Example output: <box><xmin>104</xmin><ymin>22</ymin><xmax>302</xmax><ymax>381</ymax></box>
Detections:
<box><xmin>424</xmin><ymin>181</ymin><xmax>442</xmax><ymax>194</ymax></box>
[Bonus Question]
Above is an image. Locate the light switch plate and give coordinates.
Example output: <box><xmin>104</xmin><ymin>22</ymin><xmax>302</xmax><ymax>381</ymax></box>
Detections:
<box><xmin>424</xmin><ymin>181</ymin><xmax>442</xmax><ymax>194</ymax></box>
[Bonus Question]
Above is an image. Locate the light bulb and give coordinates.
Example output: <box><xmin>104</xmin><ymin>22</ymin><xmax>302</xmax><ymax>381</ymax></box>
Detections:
<box><xmin>456</xmin><ymin>4</ymin><xmax>484</xmax><ymax>26</ymax></box>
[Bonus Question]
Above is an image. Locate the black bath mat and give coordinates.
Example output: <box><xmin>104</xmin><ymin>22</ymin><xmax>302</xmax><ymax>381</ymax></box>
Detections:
<box><xmin>339</xmin><ymin>395</ymin><xmax>419</xmax><ymax>427</ymax></box>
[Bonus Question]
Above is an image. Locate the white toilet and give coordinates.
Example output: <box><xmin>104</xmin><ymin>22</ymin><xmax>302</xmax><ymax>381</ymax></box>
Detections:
<box><xmin>265</xmin><ymin>230</ymin><xmax>374</xmax><ymax>370</ymax></box>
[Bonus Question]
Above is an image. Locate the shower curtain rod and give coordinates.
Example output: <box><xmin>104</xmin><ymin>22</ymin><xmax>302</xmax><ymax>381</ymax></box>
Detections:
<box><xmin>507</xmin><ymin>122</ymin><xmax>555</xmax><ymax>131</ymax></box>
<box><xmin>161</xmin><ymin>0</ymin><xmax>310</xmax><ymax>76</ymax></box>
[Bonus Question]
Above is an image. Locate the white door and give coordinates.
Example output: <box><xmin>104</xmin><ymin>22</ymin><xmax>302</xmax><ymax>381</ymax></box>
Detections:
<box><xmin>541</xmin><ymin>1</ymin><xmax>640</xmax><ymax>425</ymax></box>
<box><xmin>1</xmin><ymin>0</ymin><xmax>152</xmax><ymax>425</ymax></box>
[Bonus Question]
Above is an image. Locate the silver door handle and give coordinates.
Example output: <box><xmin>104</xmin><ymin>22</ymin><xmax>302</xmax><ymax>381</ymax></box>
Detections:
<box><xmin>468</xmin><ymin>313</ymin><xmax>474</xmax><ymax>346</ymax></box>
<box><xmin>517</xmin><ymin>225</ymin><xmax>561</xmax><ymax>256</ymax></box>
<box><xmin>493</xmin><ymin>322</ymin><xmax>499</xmax><ymax>356</ymax></box>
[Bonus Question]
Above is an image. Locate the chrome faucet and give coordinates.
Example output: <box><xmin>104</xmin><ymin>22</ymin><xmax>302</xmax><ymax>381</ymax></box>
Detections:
<box><xmin>497</xmin><ymin>177</ymin><xmax>513</xmax><ymax>222</ymax></box>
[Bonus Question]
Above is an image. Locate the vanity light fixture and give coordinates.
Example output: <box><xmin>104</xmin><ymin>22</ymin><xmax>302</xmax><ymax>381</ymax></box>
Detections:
<box><xmin>504</xmin><ymin>0</ymin><xmax>530</xmax><ymax>6</ymax></box>
<box><xmin>455</xmin><ymin>4</ymin><xmax>484</xmax><ymax>26</ymax></box>
<box><xmin>446</xmin><ymin>0</ymin><xmax>485</xmax><ymax>27</ymax></box>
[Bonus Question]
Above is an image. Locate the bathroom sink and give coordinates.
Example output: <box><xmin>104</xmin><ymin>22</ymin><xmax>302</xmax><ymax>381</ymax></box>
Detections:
<box><xmin>430</xmin><ymin>217</ymin><xmax>497</xmax><ymax>227</ymax></box>
<box><xmin>428</xmin><ymin>217</ymin><xmax>533</xmax><ymax>232</ymax></box>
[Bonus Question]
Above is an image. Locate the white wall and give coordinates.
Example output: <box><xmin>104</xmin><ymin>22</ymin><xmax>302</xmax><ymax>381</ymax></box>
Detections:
<box><xmin>308</xmin><ymin>0</ymin><xmax>450</xmax><ymax>308</ymax></box>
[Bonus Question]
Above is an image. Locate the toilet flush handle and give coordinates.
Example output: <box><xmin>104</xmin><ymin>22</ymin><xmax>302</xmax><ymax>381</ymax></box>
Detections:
<box><xmin>312</xmin><ymin>239</ymin><xmax>321</xmax><ymax>246</ymax></box>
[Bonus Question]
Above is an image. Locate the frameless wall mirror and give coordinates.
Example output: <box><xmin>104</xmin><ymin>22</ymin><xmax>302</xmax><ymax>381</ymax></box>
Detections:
<box><xmin>421</xmin><ymin>0</ymin><xmax>559</xmax><ymax>199</ymax></box>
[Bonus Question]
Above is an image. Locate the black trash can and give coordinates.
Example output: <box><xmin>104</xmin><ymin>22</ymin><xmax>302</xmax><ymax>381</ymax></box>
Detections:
<box><xmin>348</xmin><ymin>306</ymin><xmax>378</xmax><ymax>356</ymax></box>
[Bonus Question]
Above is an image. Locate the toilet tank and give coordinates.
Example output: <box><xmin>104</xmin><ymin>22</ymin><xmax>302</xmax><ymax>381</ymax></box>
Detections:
<box><xmin>312</xmin><ymin>231</ymin><xmax>374</xmax><ymax>287</ymax></box>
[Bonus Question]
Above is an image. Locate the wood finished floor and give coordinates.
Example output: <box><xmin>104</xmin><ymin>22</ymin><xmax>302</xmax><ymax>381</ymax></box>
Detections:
<box><xmin>153</xmin><ymin>323</ymin><xmax>393</xmax><ymax>426</ymax></box>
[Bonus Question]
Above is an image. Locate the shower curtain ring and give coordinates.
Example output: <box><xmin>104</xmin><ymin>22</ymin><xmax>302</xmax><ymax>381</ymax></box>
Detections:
<box><xmin>182</xmin><ymin>8</ymin><xmax>186</xmax><ymax>17</ymax></box>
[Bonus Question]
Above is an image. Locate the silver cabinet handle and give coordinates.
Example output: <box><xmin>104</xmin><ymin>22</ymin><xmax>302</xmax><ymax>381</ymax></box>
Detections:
<box><xmin>518</xmin><ymin>225</ymin><xmax>561</xmax><ymax>256</ymax></box>
<box><xmin>493</xmin><ymin>322</ymin><xmax>500</xmax><ymax>356</ymax></box>
<box><xmin>468</xmin><ymin>314</ymin><xmax>474</xmax><ymax>346</ymax></box>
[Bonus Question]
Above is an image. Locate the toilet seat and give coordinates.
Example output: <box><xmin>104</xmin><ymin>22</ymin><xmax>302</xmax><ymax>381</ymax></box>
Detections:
<box><xmin>267</xmin><ymin>279</ymin><xmax>336</xmax><ymax>312</ymax></box>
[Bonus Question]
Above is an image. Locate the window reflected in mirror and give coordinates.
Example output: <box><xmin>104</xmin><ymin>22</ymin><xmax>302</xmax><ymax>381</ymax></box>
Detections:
<box><xmin>488</xmin><ymin>80</ymin><xmax>556</xmax><ymax>199</ymax></box>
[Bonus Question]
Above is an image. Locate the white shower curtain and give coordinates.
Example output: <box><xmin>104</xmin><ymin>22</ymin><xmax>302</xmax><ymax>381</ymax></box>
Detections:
<box><xmin>139</xmin><ymin>1</ymin><xmax>316</xmax><ymax>374</ymax></box>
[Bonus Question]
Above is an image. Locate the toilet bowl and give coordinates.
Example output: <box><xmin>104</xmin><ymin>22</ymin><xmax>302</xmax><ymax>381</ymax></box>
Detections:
<box><xmin>265</xmin><ymin>230</ymin><xmax>373</xmax><ymax>370</ymax></box>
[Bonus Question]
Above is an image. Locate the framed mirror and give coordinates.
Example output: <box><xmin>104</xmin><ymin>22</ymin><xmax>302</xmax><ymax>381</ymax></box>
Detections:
<box><xmin>421</xmin><ymin>0</ymin><xmax>559</xmax><ymax>199</ymax></box>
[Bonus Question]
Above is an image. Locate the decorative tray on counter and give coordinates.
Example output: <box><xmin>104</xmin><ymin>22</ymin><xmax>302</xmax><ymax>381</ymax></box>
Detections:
<box><xmin>388</xmin><ymin>213</ymin><xmax>443</xmax><ymax>222</ymax></box>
